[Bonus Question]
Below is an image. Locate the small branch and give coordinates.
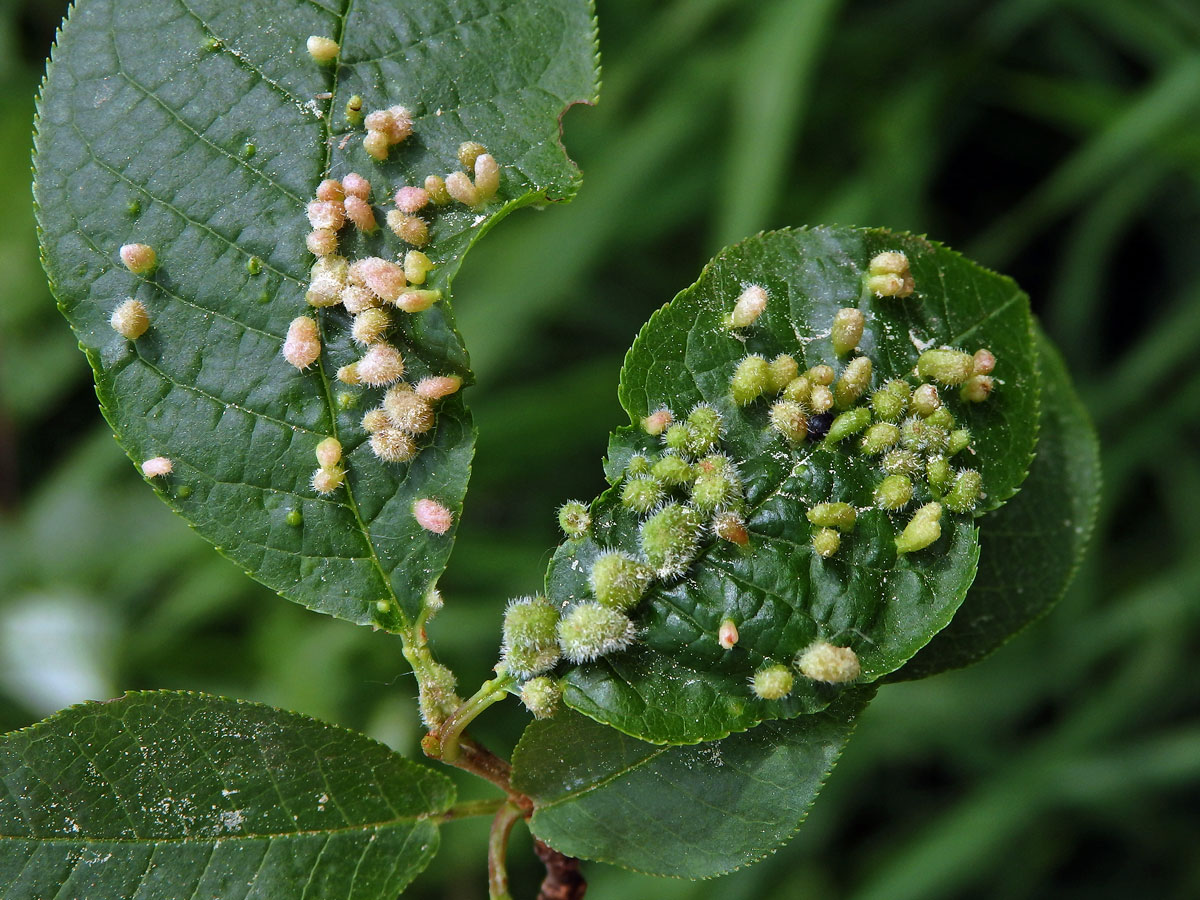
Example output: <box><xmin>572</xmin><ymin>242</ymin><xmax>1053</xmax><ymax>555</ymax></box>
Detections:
<box><xmin>437</xmin><ymin>672</ymin><xmax>517</xmax><ymax>762</ymax></box>
<box><xmin>534</xmin><ymin>839</ymin><xmax>587</xmax><ymax>900</ymax></box>
<box><xmin>488</xmin><ymin>802</ymin><xmax>523</xmax><ymax>900</ymax></box>
<box><xmin>441</xmin><ymin>798</ymin><xmax>506</xmax><ymax>822</ymax></box>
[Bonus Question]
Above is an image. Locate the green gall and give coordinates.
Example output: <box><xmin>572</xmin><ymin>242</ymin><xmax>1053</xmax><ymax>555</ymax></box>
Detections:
<box><xmin>910</xmin><ymin>383</ymin><xmax>941</xmax><ymax>417</ymax></box>
<box><xmin>241</xmin><ymin>143</ymin><xmax>255</xmax><ymax>159</ymax></box>
<box><xmin>403</xmin><ymin>250</ymin><xmax>433</xmax><ymax>285</ymax></box>
<box><xmin>832</xmin><ymin>308</ymin><xmax>865</xmax><ymax>355</ymax></box>
<box><xmin>286</xmin><ymin>509</ymin><xmax>303</xmax><ymax>527</ymax></box>
<box><xmin>622</xmin><ymin>475</ymin><xmax>665</xmax><ymax>514</ymax></box>
<box><xmin>690</xmin><ymin>468</ymin><xmax>740</xmax><ymax>513</ymax></box>
<box><xmin>345</xmin><ymin>94</ymin><xmax>364</xmax><ymax>124</ymax></box>
<box><xmin>769</xmin><ymin>354</ymin><xmax>799</xmax><ymax>393</ymax></box>
<box><xmin>651</xmin><ymin>454</ymin><xmax>693</xmax><ymax>486</ymax></box>
<box><xmin>812</xmin><ymin>527</ymin><xmax>840</xmax><ymax>558</ymax></box>
<box><xmin>626</xmin><ymin>454</ymin><xmax>652</xmax><ymax>476</ymax></box>
<box><xmin>926</xmin><ymin>456</ymin><xmax>951</xmax><ymax>494</ymax></box>
<box><xmin>917</xmin><ymin>348</ymin><xmax>974</xmax><ymax>386</ymax></box>
<box><xmin>825</xmin><ymin>406</ymin><xmax>871</xmax><ymax>443</ymax></box>
<box><xmin>663</xmin><ymin>423</ymin><xmax>690</xmax><ymax>454</ymax></box>
<box><xmin>896</xmin><ymin>502</ymin><xmax>943</xmax><ymax>554</ymax></box>
<box><xmin>502</xmin><ymin>596</ymin><xmax>561</xmax><ymax>678</ymax></box>
<box><xmin>336</xmin><ymin>392</ymin><xmax>358</xmax><ymax>410</ymax></box>
<box><xmin>972</xmin><ymin>348</ymin><xmax>996</xmax><ymax>375</ymax></box>
<box><xmin>386</xmin><ymin>210</ymin><xmax>429</xmax><ymax>247</ymax></box>
<box><xmin>712</xmin><ymin>510</ymin><xmax>749</xmax><ymax>546</ymax></box>
<box><xmin>782</xmin><ymin>375</ymin><xmax>812</xmax><ymax>404</ymax></box>
<box><xmin>769</xmin><ymin>400</ymin><xmax>808</xmax><ymax>443</ymax></box>
<box><xmin>795</xmin><ymin>641</ymin><xmax>861</xmax><ymax>683</ymax></box>
<box><xmin>870</xmin><ymin>380</ymin><xmax>911</xmax><ymax>422</ymax></box>
<box><xmin>860</xmin><ymin>422</ymin><xmax>900</xmax><ymax>454</ymax></box>
<box><xmin>809</xmin><ymin>384</ymin><xmax>834</xmax><ymax>413</ymax></box>
<box><xmin>417</xmin><ymin>662</ymin><xmax>459</xmax><ymax>728</ymax></box>
<box><xmin>808</xmin><ymin>502</ymin><xmax>857</xmax><ymax>531</ymax></box>
<box><xmin>642</xmin><ymin>408</ymin><xmax>673</xmax><ymax>436</ymax></box>
<box><xmin>866</xmin><ymin>250</ymin><xmax>915</xmax><ymax>297</ymax></box>
<box><xmin>424</xmin><ymin>175</ymin><xmax>451</xmax><ymax>205</ymax></box>
<box><xmin>311</xmin><ymin>465</ymin><xmax>344</xmax><ymax>495</ymax></box>
<box><xmin>881</xmin><ymin>449</ymin><xmax>921</xmax><ymax>476</ymax></box>
<box><xmin>945</xmin><ymin>469</ymin><xmax>983</xmax><ymax>513</ymax></box>
<box><xmin>925</xmin><ymin>407</ymin><xmax>955</xmax><ymax>430</ymax></box>
<box><xmin>557</xmin><ymin>602</ymin><xmax>637</xmax><ymax>664</ymax></box>
<box><xmin>874</xmin><ymin>474</ymin><xmax>913</xmax><ymax>510</ymax></box>
<box><xmin>685</xmin><ymin>404</ymin><xmax>723</xmax><ymax>455</ymax></box>
<box><xmin>126</xmin><ymin>199</ymin><xmax>141</xmax><ymax>217</ymax></box>
<box><xmin>947</xmin><ymin>428</ymin><xmax>972</xmax><ymax>456</ymax></box>
<box><xmin>175</xmin><ymin>485</ymin><xmax>192</xmax><ymax>500</ymax></box>
<box><xmin>306</xmin><ymin>35</ymin><xmax>339</xmax><ymax>63</ymax></box>
<box><xmin>835</xmin><ymin>357</ymin><xmax>872</xmax><ymax>408</ymax></box>
<box><xmin>807</xmin><ymin>364</ymin><xmax>835</xmax><ymax>386</ymax></box>
<box><xmin>110</xmin><ymin>298</ymin><xmax>149</xmax><ymax>340</ymax></box>
<box><xmin>731</xmin><ymin>354</ymin><xmax>771</xmax><ymax>405</ymax></box>
<box><xmin>202</xmin><ymin>36</ymin><xmax>221</xmax><ymax>51</ymax></box>
<box><xmin>520</xmin><ymin>677</ymin><xmax>561</xmax><ymax>720</ymax></box>
<box><xmin>718</xmin><ymin>618</ymin><xmax>739</xmax><ymax>650</ymax></box>
<box><xmin>246</xmin><ymin>256</ymin><xmax>262</xmax><ymax>276</ymax></box>
<box><xmin>352</xmin><ymin>307</ymin><xmax>392</xmax><ymax>345</ymax></box>
<box><xmin>558</xmin><ymin>500</ymin><xmax>591</xmax><ymax>538</ymax></box>
<box><xmin>640</xmin><ymin>503</ymin><xmax>703</xmax><ymax>577</ymax></box>
<box><xmin>458</xmin><ymin>141</ymin><xmax>487</xmax><ymax>170</ymax></box>
<box><xmin>961</xmin><ymin>374</ymin><xmax>994</xmax><ymax>403</ymax></box>
<box><xmin>315</xmin><ymin>437</ymin><xmax>342</xmax><ymax>468</ymax></box>
<box><xmin>728</xmin><ymin>284</ymin><xmax>768</xmax><ymax>328</ymax></box>
<box><xmin>591</xmin><ymin>552</ymin><xmax>655</xmax><ymax>611</ymax></box>
<box><xmin>751</xmin><ymin>664</ymin><xmax>793</xmax><ymax>700</ymax></box>
<box><xmin>901</xmin><ymin>417</ymin><xmax>949</xmax><ymax>455</ymax></box>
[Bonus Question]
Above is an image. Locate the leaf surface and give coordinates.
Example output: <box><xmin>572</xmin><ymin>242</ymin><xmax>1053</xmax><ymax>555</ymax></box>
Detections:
<box><xmin>894</xmin><ymin>328</ymin><xmax>1101</xmax><ymax>679</ymax></box>
<box><xmin>511</xmin><ymin>689</ymin><xmax>873</xmax><ymax>878</ymax></box>
<box><xmin>0</xmin><ymin>691</ymin><xmax>454</xmax><ymax>900</ymax></box>
<box><xmin>549</xmin><ymin>227</ymin><xmax>1039</xmax><ymax>744</ymax></box>
<box><xmin>34</xmin><ymin>0</ymin><xmax>598</xmax><ymax>628</ymax></box>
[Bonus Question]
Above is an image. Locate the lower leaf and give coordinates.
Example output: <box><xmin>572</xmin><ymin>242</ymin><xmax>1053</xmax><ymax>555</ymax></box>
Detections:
<box><xmin>512</xmin><ymin>688</ymin><xmax>873</xmax><ymax>878</ymax></box>
<box><xmin>0</xmin><ymin>691</ymin><xmax>453</xmax><ymax>899</ymax></box>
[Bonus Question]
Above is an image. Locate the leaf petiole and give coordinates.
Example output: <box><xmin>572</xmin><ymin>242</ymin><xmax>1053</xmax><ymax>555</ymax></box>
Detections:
<box><xmin>487</xmin><ymin>801</ymin><xmax>524</xmax><ymax>900</ymax></box>
<box><xmin>437</xmin><ymin>672</ymin><xmax>518</xmax><ymax>762</ymax></box>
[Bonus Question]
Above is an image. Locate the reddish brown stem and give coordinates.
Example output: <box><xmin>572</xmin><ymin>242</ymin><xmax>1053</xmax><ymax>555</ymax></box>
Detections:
<box><xmin>534</xmin><ymin>839</ymin><xmax>587</xmax><ymax>900</ymax></box>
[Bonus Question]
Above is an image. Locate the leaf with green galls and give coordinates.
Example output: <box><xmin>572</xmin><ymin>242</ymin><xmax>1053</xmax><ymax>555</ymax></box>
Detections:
<box><xmin>0</xmin><ymin>692</ymin><xmax>454</xmax><ymax>900</ymax></box>
<box><xmin>547</xmin><ymin>226</ymin><xmax>1040</xmax><ymax>745</ymax></box>
<box><xmin>35</xmin><ymin>0</ymin><xmax>599</xmax><ymax>629</ymax></box>
<box><xmin>894</xmin><ymin>328</ymin><xmax>1101</xmax><ymax>679</ymax></box>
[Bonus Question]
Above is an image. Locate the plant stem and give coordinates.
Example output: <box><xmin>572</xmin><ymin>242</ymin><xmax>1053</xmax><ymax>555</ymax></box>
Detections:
<box><xmin>437</xmin><ymin>672</ymin><xmax>517</xmax><ymax>762</ymax></box>
<box><xmin>442</xmin><ymin>797</ymin><xmax>507</xmax><ymax>822</ymax></box>
<box><xmin>488</xmin><ymin>802</ymin><xmax>523</xmax><ymax>900</ymax></box>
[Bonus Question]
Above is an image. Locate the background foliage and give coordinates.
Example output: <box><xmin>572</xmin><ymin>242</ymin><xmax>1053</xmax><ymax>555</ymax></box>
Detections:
<box><xmin>4</xmin><ymin>0</ymin><xmax>1199</xmax><ymax>896</ymax></box>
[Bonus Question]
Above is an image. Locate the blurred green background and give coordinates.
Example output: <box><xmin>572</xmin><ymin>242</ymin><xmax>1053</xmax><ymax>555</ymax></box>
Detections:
<box><xmin>4</xmin><ymin>0</ymin><xmax>1200</xmax><ymax>896</ymax></box>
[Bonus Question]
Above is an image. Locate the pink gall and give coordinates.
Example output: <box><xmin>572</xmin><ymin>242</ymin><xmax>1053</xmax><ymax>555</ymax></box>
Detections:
<box><xmin>283</xmin><ymin>316</ymin><xmax>321</xmax><ymax>369</ymax></box>
<box><xmin>119</xmin><ymin>243</ymin><xmax>156</xmax><ymax>275</ymax></box>
<box><xmin>110</xmin><ymin>298</ymin><xmax>149</xmax><ymax>340</ymax></box>
<box><xmin>356</xmin><ymin>343</ymin><xmax>405</xmax><ymax>386</ymax></box>
<box><xmin>343</xmin><ymin>195</ymin><xmax>377</xmax><ymax>232</ymax></box>
<box><xmin>414</xmin><ymin>498</ymin><xmax>453</xmax><ymax>535</ymax></box>
<box><xmin>342</xmin><ymin>172</ymin><xmax>371</xmax><ymax>200</ymax></box>
<box><xmin>141</xmin><ymin>456</ymin><xmax>173</xmax><ymax>477</ymax></box>
<box><xmin>395</xmin><ymin>186</ymin><xmax>430</xmax><ymax>213</ymax></box>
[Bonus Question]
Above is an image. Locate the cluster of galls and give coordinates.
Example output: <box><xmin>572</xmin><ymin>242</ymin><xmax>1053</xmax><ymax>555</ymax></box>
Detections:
<box><xmin>724</xmin><ymin>252</ymin><xmax>994</xmax><ymax>561</ymax></box>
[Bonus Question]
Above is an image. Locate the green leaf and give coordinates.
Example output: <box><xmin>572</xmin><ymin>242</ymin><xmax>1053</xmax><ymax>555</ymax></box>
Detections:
<box><xmin>893</xmin><ymin>327</ymin><xmax>1101</xmax><ymax>680</ymax></box>
<box><xmin>512</xmin><ymin>688</ymin><xmax>873</xmax><ymax>878</ymax></box>
<box><xmin>34</xmin><ymin>0</ymin><xmax>599</xmax><ymax>628</ymax></box>
<box><xmin>549</xmin><ymin>227</ymin><xmax>1040</xmax><ymax>744</ymax></box>
<box><xmin>0</xmin><ymin>691</ymin><xmax>454</xmax><ymax>899</ymax></box>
